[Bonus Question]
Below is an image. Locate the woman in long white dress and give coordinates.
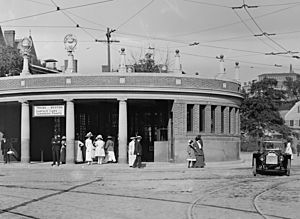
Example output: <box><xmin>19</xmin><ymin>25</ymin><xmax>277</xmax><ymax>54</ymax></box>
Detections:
<box><xmin>94</xmin><ymin>134</ymin><xmax>105</xmax><ymax>164</ymax></box>
<box><xmin>128</xmin><ymin>137</ymin><xmax>136</xmax><ymax>167</ymax></box>
<box><xmin>75</xmin><ymin>137</ymin><xmax>84</xmax><ymax>163</ymax></box>
<box><xmin>285</xmin><ymin>139</ymin><xmax>294</xmax><ymax>160</ymax></box>
<box><xmin>85</xmin><ymin>132</ymin><xmax>94</xmax><ymax>165</ymax></box>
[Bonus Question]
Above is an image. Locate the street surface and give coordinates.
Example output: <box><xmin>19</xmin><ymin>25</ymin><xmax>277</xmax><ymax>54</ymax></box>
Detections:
<box><xmin>0</xmin><ymin>152</ymin><xmax>299</xmax><ymax>219</ymax></box>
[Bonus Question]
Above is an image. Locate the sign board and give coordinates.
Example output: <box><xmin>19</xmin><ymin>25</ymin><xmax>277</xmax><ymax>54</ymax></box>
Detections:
<box><xmin>33</xmin><ymin>105</ymin><xmax>65</xmax><ymax>117</ymax></box>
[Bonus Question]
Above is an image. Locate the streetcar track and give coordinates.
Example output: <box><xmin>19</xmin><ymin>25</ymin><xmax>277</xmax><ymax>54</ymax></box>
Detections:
<box><xmin>187</xmin><ymin>176</ymin><xmax>300</xmax><ymax>219</ymax></box>
<box><xmin>252</xmin><ymin>178</ymin><xmax>300</xmax><ymax>219</ymax></box>
<box><xmin>0</xmin><ymin>178</ymin><xmax>102</xmax><ymax>217</ymax></box>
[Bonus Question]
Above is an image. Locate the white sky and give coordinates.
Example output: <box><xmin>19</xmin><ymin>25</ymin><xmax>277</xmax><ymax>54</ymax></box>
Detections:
<box><xmin>1</xmin><ymin>0</ymin><xmax>300</xmax><ymax>83</ymax></box>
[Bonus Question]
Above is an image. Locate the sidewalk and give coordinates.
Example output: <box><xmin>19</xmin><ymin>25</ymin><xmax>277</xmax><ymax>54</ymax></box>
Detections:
<box><xmin>1</xmin><ymin>152</ymin><xmax>299</xmax><ymax>169</ymax></box>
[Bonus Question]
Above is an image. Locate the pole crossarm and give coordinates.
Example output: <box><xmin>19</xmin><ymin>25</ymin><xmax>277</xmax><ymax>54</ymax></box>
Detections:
<box><xmin>95</xmin><ymin>27</ymin><xmax>120</xmax><ymax>72</ymax></box>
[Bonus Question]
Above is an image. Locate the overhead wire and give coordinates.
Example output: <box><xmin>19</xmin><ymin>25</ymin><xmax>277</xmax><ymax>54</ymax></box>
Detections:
<box><xmin>182</xmin><ymin>0</ymin><xmax>231</xmax><ymax>9</ymax></box>
<box><xmin>0</xmin><ymin>0</ymin><xmax>114</xmax><ymax>24</ymax></box>
<box><xmin>23</xmin><ymin>0</ymin><xmax>53</xmax><ymax>7</ymax></box>
<box><xmin>49</xmin><ymin>0</ymin><xmax>98</xmax><ymax>39</ymax></box>
<box><xmin>7</xmin><ymin>0</ymin><xmax>300</xmax><ymax>73</ymax></box>
<box><xmin>116</xmin><ymin>0</ymin><xmax>154</xmax><ymax>30</ymax></box>
<box><xmin>243</xmin><ymin>7</ymin><xmax>289</xmax><ymax>52</ymax></box>
<box><xmin>173</xmin><ymin>3</ymin><xmax>300</xmax><ymax>37</ymax></box>
<box><xmin>232</xmin><ymin>9</ymin><xmax>279</xmax><ymax>52</ymax></box>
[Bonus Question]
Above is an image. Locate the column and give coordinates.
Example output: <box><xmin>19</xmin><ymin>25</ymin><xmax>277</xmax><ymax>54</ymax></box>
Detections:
<box><xmin>118</xmin><ymin>98</ymin><xmax>127</xmax><ymax>164</ymax></box>
<box><xmin>235</xmin><ymin>108</ymin><xmax>240</xmax><ymax>135</ymax></box>
<box><xmin>20</xmin><ymin>100</ymin><xmax>30</xmax><ymax>163</ymax></box>
<box><xmin>65</xmin><ymin>99</ymin><xmax>75</xmax><ymax>163</ymax></box>
<box><xmin>230</xmin><ymin>108</ymin><xmax>236</xmax><ymax>134</ymax></box>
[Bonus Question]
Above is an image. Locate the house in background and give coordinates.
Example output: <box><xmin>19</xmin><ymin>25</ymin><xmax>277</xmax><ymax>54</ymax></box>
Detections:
<box><xmin>285</xmin><ymin>101</ymin><xmax>300</xmax><ymax>134</ymax></box>
<box><xmin>0</xmin><ymin>26</ymin><xmax>61</xmax><ymax>75</ymax></box>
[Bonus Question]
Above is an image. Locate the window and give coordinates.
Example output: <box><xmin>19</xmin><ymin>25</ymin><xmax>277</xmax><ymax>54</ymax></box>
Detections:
<box><xmin>187</xmin><ymin>104</ymin><xmax>194</xmax><ymax>132</ymax></box>
<box><xmin>211</xmin><ymin>105</ymin><xmax>216</xmax><ymax>133</ymax></box>
<box><xmin>221</xmin><ymin>106</ymin><xmax>225</xmax><ymax>133</ymax></box>
<box><xmin>229</xmin><ymin>107</ymin><xmax>232</xmax><ymax>133</ymax></box>
<box><xmin>298</xmin><ymin>106</ymin><xmax>300</xmax><ymax>113</ymax></box>
<box><xmin>290</xmin><ymin>120</ymin><xmax>294</xmax><ymax>127</ymax></box>
<box><xmin>199</xmin><ymin>105</ymin><xmax>205</xmax><ymax>132</ymax></box>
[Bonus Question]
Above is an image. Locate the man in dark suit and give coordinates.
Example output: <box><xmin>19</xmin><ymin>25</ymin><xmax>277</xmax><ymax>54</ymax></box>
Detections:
<box><xmin>1</xmin><ymin>136</ymin><xmax>9</xmax><ymax>163</ymax></box>
<box><xmin>51</xmin><ymin>134</ymin><xmax>61</xmax><ymax>166</ymax></box>
<box><xmin>133</xmin><ymin>136</ymin><xmax>143</xmax><ymax>168</ymax></box>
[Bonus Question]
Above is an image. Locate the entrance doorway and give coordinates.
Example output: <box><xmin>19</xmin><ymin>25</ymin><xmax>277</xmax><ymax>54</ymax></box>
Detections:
<box><xmin>128</xmin><ymin>100</ymin><xmax>170</xmax><ymax>162</ymax></box>
<box><xmin>30</xmin><ymin>117</ymin><xmax>65</xmax><ymax>162</ymax></box>
<box><xmin>75</xmin><ymin>100</ymin><xmax>119</xmax><ymax>160</ymax></box>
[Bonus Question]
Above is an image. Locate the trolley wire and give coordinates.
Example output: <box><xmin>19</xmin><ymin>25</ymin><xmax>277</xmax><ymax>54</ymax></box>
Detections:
<box><xmin>0</xmin><ymin>0</ymin><xmax>114</xmax><ymax>24</ymax></box>
<box><xmin>116</xmin><ymin>0</ymin><xmax>154</xmax><ymax>30</ymax></box>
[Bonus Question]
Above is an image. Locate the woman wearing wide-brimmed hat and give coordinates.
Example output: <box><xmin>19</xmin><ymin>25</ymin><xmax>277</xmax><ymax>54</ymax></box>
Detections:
<box><xmin>104</xmin><ymin>136</ymin><xmax>116</xmax><ymax>163</ymax></box>
<box><xmin>94</xmin><ymin>134</ymin><xmax>105</xmax><ymax>164</ymax></box>
<box><xmin>85</xmin><ymin>132</ymin><xmax>94</xmax><ymax>165</ymax></box>
<box><xmin>128</xmin><ymin>136</ymin><xmax>136</xmax><ymax>167</ymax></box>
<box><xmin>60</xmin><ymin>136</ymin><xmax>67</xmax><ymax>164</ymax></box>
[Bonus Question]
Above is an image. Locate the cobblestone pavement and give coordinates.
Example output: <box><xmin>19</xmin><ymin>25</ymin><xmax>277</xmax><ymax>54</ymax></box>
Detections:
<box><xmin>0</xmin><ymin>153</ymin><xmax>299</xmax><ymax>219</ymax></box>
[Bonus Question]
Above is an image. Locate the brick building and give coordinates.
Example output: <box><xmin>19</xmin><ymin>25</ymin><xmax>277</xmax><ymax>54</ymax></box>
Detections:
<box><xmin>0</xmin><ymin>47</ymin><xmax>243</xmax><ymax>164</ymax></box>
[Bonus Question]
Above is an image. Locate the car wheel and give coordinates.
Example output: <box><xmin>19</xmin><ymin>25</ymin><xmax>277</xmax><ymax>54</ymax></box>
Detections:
<box><xmin>286</xmin><ymin>159</ymin><xmax>291</xmax><ymax>176</ymax></box>
<box><xmin>253</xmin><ymin>158</ymin><xmax>257</xmax><ymax>176</ymax></box>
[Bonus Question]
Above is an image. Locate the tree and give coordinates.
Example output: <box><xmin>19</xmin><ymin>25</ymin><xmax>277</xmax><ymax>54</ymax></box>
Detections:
<box><xmin>133</xmin><ymin>52</ymin><xmax>159</xmax><ymax>72</ymax></box>
<box><xmin>0</xmin><ymin>46</ymin><xmax>23</xmax><ymax>77</ymax></box>
<box><xmin>283</xmin><ymin>77</ymin><xmax>300</xmax><ymax>102</ymax></box>
<box><xmin>241</xmin><ymin>78</ymin><xmax>291</xmax><ymax>139</ymax></box>
<box><xmin>130</xmin><ymin>48</ymin><xmax>169</xmax><ymax>73</ymax></box>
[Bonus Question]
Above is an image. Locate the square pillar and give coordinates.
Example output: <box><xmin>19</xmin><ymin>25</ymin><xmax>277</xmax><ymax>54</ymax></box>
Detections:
<box><xmin>230</xmin><ymin>108</ymin><xmax>236</xmax><ymax>134</ymax></box>
<box><xmin>172</xmin><ymin>102</ymin><xmax>185</xmax><ymax>137</ymax></box>
<box><xmin>193</xmin><ymin>104</ymin><xmax>200</xmax><ymax>133</ymax></box>
<box><xmin>118</xmin><ymin>98</ymin><xmax>127</xmax><ymax>164</ymax></box>
<box><xmin>235</xmin><ymin>108</ymin><xmax>240</xmax><ymax>135</ymax></box>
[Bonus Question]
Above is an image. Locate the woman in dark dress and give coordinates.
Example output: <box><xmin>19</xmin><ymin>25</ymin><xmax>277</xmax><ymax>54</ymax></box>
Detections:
<box><xmin>193</xmin><ymin>135</ymin><xmax>205</xmax><ymax>168</ymax></box>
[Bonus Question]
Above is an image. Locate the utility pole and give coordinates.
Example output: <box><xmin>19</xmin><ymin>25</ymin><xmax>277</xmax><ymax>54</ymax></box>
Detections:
<box><xmin>95</xmin><ymin>27</ymin><xmax>120</xmax><ymax>72</ymax></box>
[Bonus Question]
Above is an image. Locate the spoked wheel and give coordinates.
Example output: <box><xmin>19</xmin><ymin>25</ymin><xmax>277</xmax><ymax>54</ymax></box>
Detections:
<box><xmin>253</xmin><ymin>158</ymin><xmax>257</xmax><ymax>176</ymax></box>
<box><xmin>286</xmin><ymin>159</ymin><xmax>291</xmax><ymax>176</ymax></box>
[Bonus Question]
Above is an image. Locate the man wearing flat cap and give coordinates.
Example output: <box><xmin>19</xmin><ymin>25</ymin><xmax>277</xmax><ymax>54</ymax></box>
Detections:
<box><xmin>133</xmin><ymin>136</ymin><xmax>143</xmax><ymax>168</ymax></box>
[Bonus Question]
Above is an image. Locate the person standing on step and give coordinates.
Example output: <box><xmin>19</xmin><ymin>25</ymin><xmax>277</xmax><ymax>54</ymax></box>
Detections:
<box><xmin>105</xmin><ymin>136</ymin><xmax>116</xmax><ymax>163</ymax></box>
<box><xmin>94</xmin><ymin>134</ymin><xmax>105</xmax><ymax>164</ymax></box>
<box><xmin>51</xmin><ymin>134</ymin><xmax>61</xmax><ymax>166</ymax></box>
<box><xmin>128</xmin><ymin>136</ymin><xmax>136</xmax><ymax>167</ymax></box>
<box><xmin>133</xmin><ymin>136</ymin><xmax>143</xmax><ymax>168</ymax></box>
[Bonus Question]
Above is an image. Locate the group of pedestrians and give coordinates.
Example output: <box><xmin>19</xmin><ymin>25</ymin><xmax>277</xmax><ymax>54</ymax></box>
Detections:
<box><xmin>75</xmin><ymin>132</ymin><xmax>117</xmax><ymax>165</ymax></box>
<box><xmin>128</xmin><ymin>136</ymin><xmax>143</xmax><ymax>168</ymax></box>
<box><xmin>187</xmin><ymin>135</ymin><xmax>205</xmax><ymax>168</ymax></box>
<box><xmin>51</xmin><ymin>134</ymin><xmax>66</xmax><ymax>166</ymax></box>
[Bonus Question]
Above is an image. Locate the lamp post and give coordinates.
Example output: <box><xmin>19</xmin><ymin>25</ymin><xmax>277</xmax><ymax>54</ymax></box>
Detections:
<box><xmin>64</xmin><ymin>34</ymin><xmax>77</xmax><ymax>73</ymax></box>
<box><xmin>20</xmin><ymin>37</ymin><xmax>32</xmax><ymax>76</ymax></box>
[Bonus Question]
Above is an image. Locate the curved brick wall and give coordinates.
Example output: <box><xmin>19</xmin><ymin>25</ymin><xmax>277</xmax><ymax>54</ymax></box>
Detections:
<box><xmin>0</xmin><ymin>73</ymin><xmax>243</xmax><ymax>162</ymax></box>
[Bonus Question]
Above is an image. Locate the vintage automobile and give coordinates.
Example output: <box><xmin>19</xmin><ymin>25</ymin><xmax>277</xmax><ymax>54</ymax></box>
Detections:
<box><xmin>252</xmin><ymin>140</ymin><xmax>291</xmax><ymax>176</ymax></box>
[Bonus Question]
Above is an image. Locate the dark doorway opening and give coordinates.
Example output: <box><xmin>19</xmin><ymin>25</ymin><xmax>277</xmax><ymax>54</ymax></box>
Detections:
<box><xmin>75</xmin><ymin>100</ymin><xmax>119</xmax><ymax>160</ymax></box>
<box><xmin>30</xmin><ymin>117</ymin><xmax>65</xmax><ymax>162</ymax></box>
<box><xmin>128</xmin><ymin>100</ymin><xmax>170</xmax><ymax>162</ymax></box>
<box><xmin>0</xmin><ymin>102</ymin><xmax>21</xmax><ymax>161</ymax></box>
